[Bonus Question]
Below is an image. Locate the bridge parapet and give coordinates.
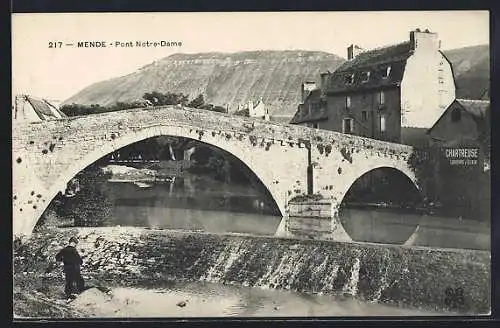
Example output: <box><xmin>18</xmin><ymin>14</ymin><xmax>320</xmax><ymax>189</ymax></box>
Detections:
<box><xmin>12</xmin><ymin>106</ymin><xmax>414</xmax><ymax>159</ymax></box>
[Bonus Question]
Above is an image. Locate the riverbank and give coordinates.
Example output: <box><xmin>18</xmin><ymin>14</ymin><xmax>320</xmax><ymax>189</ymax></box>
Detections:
<box><xmin>13</xmin><ymin>227</ymin><xmax>491</xmax><ymax>317</ymax></box>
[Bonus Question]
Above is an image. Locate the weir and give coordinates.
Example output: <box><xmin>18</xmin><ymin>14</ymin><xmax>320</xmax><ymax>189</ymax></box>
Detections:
<box><xmin>13</xmin><ymin>227</ymin><xmax>491</xmax><ymax>315</ymax></box>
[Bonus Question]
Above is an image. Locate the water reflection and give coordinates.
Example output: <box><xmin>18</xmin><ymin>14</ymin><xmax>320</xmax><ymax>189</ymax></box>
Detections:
<box><xmin>100</xmin><ymin>177</ymin><xmax>281</xmax><ymax>235</ymax></box>
<box><xmin>96</xmin><ymin>174</ymin><xmax>490</xmax><ymax>250</ymax></box>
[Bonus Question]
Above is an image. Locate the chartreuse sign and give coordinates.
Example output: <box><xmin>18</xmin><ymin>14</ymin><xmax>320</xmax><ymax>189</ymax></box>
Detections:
<box><xmin>443</xmin><ymin>147</ymin><xmax>480</xmax><ymax>167</ymax></box>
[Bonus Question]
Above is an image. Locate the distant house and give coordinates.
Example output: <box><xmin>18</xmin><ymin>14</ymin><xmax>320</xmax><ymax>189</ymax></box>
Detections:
<box><xmin>235</xmin><ymin>99</ymin><xmax>270</xmax><ymax>120</ymax></box>
<box><xmin>292</xmin><ymin>29</ymin><xmax>456</xmax><ymax>146</ymax></box>
<box><xmin>13</xmin><ymin>95</ymin><xmax>66</xmax><ymax>122</ymax></box>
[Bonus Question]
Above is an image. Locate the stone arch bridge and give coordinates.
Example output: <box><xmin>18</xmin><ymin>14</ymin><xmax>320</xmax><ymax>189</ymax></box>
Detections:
<box><xmin>12</xmin><ymin>106</ymin><xmax>417</xmax><ymax>239</ymax></box>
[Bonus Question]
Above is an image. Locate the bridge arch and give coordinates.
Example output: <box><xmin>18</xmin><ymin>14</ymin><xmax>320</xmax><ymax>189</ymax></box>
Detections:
<box><xmin>17</xmin><ymin>125</ymin><xmax>288</xmax><ymax>236</ymax></box>
<box><xmin>336</xmin><ymin>165</ymin><xmax>421</xmax><ymax>244</ymax></box>
<box><xmin>337</xmin><ymin>165</ymin><xmax>420</xmax><ymax>208</ymax></box>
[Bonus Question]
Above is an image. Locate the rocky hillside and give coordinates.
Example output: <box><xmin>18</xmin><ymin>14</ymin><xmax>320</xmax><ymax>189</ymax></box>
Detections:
<box><xmin>443</xmin><ymin>44</ymin><xmax>490</xmax><ymax>100</ymax></box>
<box><xmin>62</xmin><ymin>51</ymin><xmax>345</xmax><ymax>116</ymax></box>
<box><xmin>63</xmin><ymin>46</ymin><xmax>489</xmax><ymax>116</ymax></box>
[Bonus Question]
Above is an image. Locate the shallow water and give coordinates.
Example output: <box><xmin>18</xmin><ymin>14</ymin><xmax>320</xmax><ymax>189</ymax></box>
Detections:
<box><xmin>72</xmin><ymin>280</ymin><xmax>445</xmax><ymax>317</ymax></box>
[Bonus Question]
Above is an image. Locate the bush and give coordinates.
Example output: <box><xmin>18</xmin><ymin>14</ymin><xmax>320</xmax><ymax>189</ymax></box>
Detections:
<box><xmin>39</xmin><ymin>164</ymin><xmax>113</xmax><ymax>228</ymax></box>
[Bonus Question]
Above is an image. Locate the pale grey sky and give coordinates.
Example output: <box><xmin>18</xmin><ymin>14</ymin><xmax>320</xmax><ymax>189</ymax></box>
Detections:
<box><xmin>12</xmin><ymin>11</ymin><xmax>489</xmax><ymax>101</ymax></box>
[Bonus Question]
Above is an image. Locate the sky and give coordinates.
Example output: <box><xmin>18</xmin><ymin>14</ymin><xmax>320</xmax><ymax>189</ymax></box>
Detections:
<box><xmin>12</xmin><ymin>11</ymin><xmax>489</xmax><ymax>101</ymax></box>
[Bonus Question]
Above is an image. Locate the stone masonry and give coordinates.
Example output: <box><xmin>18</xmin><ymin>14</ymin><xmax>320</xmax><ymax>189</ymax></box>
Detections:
<box><xmin>12</xmin><ymin>105</ymin><xmax>416</xmax><ymax>238</ymax></box>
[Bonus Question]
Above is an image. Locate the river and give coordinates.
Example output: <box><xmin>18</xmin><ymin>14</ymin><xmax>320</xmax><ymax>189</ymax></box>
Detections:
<box><xmin>97</xmin><ymin>175</ymin><xmax>490</xmax><ymax>250</ymax></box>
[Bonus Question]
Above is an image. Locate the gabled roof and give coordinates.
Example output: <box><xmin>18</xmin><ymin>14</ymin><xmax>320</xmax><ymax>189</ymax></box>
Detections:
<box><xmin>13</xmin><ymin>95</ymin><xmax>66</xmax><ymax>121</ymax></box>
<box><xmin>325</xmin><ymin>42</ymin><xmax>412</xmax><ymax>94</ymax></box>
<box><xmin>455</xmin><ymin>99</ymin><xmax>490</xmax><ymax>119</ymax></box>
<box><xmin>427</xmin><ymin>99</ymin><xmax>490</xmax><ymax>135</ymax></box>
<box><xmin>254</xmin><ymin>99</ymin><xmax>265</xmax><ymax>107</ymax></box>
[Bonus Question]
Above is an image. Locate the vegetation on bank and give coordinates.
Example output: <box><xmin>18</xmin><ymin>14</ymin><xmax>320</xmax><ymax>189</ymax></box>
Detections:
<box><xmin>60</xmin><ymin>91</ymin><xmax>227</xmax><ymax>117</ymax></box>
<box><xmin>408</xmin><ymin>146</ymin><xmax>490</xmax><ymax>221</ymax></box>
<box><xmin>35</xmin><ymin>163</ymin><xmax>113</xmax><ymax>230</ymax></box>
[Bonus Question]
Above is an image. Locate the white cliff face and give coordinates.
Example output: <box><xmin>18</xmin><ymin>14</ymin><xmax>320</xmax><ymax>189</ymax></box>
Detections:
<box><xmin>400</xmin><ymin>39</ymin><xmax>456</xmax><ymax>129</ymax></box>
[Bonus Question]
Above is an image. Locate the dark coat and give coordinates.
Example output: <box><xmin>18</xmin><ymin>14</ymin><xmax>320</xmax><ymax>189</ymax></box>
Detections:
<box><xmin>55</xmin><ymin>246</ymin><xmax>83</xmax><ymax>268</ymax></box>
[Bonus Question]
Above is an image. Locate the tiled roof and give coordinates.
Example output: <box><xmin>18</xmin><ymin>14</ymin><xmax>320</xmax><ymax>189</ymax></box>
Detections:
<box><xmin>291</xmin><ymin>110</ymin><xmax>328</xmax><ymax>124</ymax></box>
<box><xmin>303</xmin><ymin>89</ymin><xmax>322</xmax><ymax>102</ymax></box>
<box><xmin>338</xmin><ymin>42</ymin><xmax>412</xmax><ymax>72</ymax></box>
<box><xmin>427</xmin><ymin>99</ymin><xmax>490</xmax><ymax>135</ymax></box>
<box><xmin>290</xmin><ymin>88</ymin><xmax>327</xmax><ymax>124</ymax></box>
<box><xmin>456</xmin><ymin>99</ymin><xmax>490</xmax><ymax>119</ymax></box>
<box><xmin>14</xmin><ymin>95</ymin><xmax>66</xmax><ymax>121</ymax></box>
<box><xmin>325</xmin><ymin>42</ymin><xmax>412</xmax><ymax>94</ymax></box>
<box><xmin>290</xmin><ymin>104</ymin><xmax>328</xmax><ymax>124</ymax></box>
<box><xmin>27</xmin><ymin>97</ymin><xmax>58</xmax><ymax>118</ymax></box>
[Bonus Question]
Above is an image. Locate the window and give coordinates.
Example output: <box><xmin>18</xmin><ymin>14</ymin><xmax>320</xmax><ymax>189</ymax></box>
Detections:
<box><xmin>361</xmin><ymin>71</ymin><xmax>371</xmax><ymax>83</ymax></box>
<box><xmin>313</xmin><ymin>123</ymin><xmax>319</xmax><ymax>129</ymax></box>
<box><xmin>346</xmin><ymin>96</ymin><xmax>351</xmax><ymax>109</ymax></box>
<box><xmin>361</xmin><ymin>111</ymin><xmax>368</xmax><ymax>122</ymax></box>
<box><xmin>384</xmin><ymin>66</ymin><xmax>392</xmax><ymax>78</ymax></box>
<box><xmin>345</xmin><ymin>73</ymin><xmax>354</xmax><ymax>84</ymax></box>
<box><xmin>342</xmin><ymin>118</ymin><xmax>354</xmax><ymax>134</ymax></box>
<box><xmin>451</xmin><ymin>108</ymin><xmax>461</xmax><ymax>122</ymax></box>
<box><xmin>379</xmin><ymin>91</ymin><xmax>385</xmax><ymax>105</ymax></box>
<box><xmin>380</xmin><ymin>114</ymin><xmax>387</xmax><ymax>132</ymax></box>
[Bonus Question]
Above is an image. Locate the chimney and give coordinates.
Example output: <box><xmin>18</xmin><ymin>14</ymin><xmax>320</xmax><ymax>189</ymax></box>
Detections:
<box><xmin>320</xmin><ymin>73</ymin><xmax>329</xmax><ymax>91</ymax></box>
<box><xmin>409</xmin><ymin>28</ymin><xmax>439</xmax><ymax>52</ymax></box>
<box><xmin>347</xmin><ymin>44</ymin><xmax>364</xmax><ymax>60</ymax></box>
<box><xmin>301</xmin><ymin>81</ymin><xmax>317</xmax><ymax>102</ymax></box>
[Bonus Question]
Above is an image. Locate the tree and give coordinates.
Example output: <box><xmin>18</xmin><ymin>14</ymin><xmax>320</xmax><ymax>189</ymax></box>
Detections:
<box><xmin>142</xmin><ymin>91</ymin><xmax>189</xmax><ymax>106</ymax></box>
<box><xmin>188</xmin><ymin>94</ymin><xmax>205</xmax><ymax>109</ymax></box>
<box><xmin>40</xmin><ymin>163</ymin><xmax>113</xmax><ymax>227</ymax></box>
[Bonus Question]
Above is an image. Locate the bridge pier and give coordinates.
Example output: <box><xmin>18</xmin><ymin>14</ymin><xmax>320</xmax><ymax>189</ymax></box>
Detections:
<box><xmin>276</xmin><ymin>199</ymin><xmax>352</xmax><ymax>242</ymax></box>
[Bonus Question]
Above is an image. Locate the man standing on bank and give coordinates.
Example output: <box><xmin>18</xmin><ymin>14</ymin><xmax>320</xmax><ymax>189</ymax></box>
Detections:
<box><xmin>55</xmin><ymin>236</ymin><xmax>85</xmax><ymax>300</ymax></box>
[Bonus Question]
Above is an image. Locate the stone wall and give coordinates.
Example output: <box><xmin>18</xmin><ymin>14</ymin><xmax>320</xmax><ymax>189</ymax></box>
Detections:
<box><xmin>13</xmin><ymin>227</ymin><xmax>491</xmax><ymax>315</ymax></box>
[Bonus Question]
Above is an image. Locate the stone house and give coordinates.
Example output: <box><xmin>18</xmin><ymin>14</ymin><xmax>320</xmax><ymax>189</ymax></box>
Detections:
<box><xmin>427</xmin><ymin>98</ymin><xmax>490</xmax><ymax>171</ymax></box>
<box><xmin>425</xmin><ymin>98</ymin><xmax>490</xmax><ymax>220</ymax></box>
<box><xmin>291</xmin><ymin>29</ymin><xmax>456</xmax><ymax>146</ymax></box>
<box><xmin>291</xmin><ymin>81</ymin><xmax>328</xmax><ymax>129</ymax></box>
